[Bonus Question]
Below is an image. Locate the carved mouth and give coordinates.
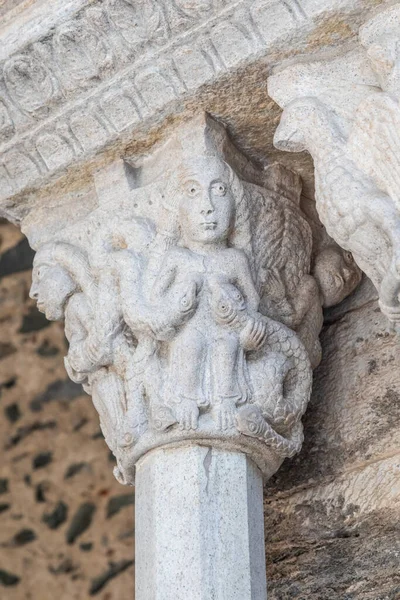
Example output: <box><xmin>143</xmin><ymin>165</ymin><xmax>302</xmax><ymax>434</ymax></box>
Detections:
<box><xmin>202</xmin><ymin>222</ymin><xmax>217</xmax><ymax>230</ymax></box>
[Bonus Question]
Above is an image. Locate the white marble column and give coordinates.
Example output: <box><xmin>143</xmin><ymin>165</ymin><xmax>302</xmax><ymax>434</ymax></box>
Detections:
<box><xmin>135</xmin><ymin>446</ymin><xmax>266</xmax><ymax>600</ymax></box>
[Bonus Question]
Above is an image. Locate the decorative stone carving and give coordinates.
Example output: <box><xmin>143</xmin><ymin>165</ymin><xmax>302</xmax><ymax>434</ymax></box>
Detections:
<box><xmin>3</xmin><ymin>53</ymin><xmax>56</xmax><ymax>115</ymax></box>
<box><xmin>53</xmin><ymin>21</ymin><xmax>113</xmax><ymax>87</ymax></box>
<box><xmin>171</xmin><ymin>0</ymin><xmax>214</xmax><ymax>20</ymax></box>
<box><xmin>268</xmin><ymin>3</ymin><xmax>400</xmax><ymax>326</ymax></box>
<box><xmin>0</xmin><ymin>0</ymin><xmax>377</xmax><ymax>216</ymax></box>
<box><xmin>0</xmin><ymin>100</ymin><xmax>14</xmax><ymax>141</ymax></box>
<box><xmin>107</xmin><ymin>0</ymin><xmax>166</xmax><ymax>48</ymax></box>
<box><xmin>27</xmin><ymin>114</ymin><xmax>320</xmax><ymax>485</ymax></box>
<box><xmin>302</xmin><ymin>200</ymin><xmax>363</xmax><ymax>309</ymax></box>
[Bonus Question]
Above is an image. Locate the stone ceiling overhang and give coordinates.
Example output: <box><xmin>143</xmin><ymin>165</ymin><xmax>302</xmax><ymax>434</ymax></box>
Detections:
<box><xmin>0</xmin><ymin>0</ymin><xmax>385</xmax><ymax>224</ymax></box>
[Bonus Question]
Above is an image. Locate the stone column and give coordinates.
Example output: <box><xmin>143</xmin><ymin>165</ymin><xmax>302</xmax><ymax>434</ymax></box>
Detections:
<box><xmin>136</xmin><ymin>447</ymin><xmax>266</xmax><ymax>600</ymax></box>
<box><xmin>1</xmin><ymin>1</ymin><xmax>397</xmax><ymax>596</ymax></box>
<box><xmin>11</xmin><ymin>113</ymin><xmax>348</xmax><ymax>598</ymax></box>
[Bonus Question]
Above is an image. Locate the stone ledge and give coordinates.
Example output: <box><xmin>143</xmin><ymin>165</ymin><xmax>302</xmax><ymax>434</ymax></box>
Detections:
<box><xmin>0</xmin><ymin>0</ymin><xmax>382</xmax><ymax>221</ymax></box>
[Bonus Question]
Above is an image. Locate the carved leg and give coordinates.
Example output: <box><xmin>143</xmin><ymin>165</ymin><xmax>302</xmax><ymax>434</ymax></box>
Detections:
<box><xmin>211</xmin><ymin>334</ymin><xmax>246</xmax><ymax>430</ymax></box>
<box><xmin>170</xmin><ymin>329</ymin><xmax>207</xmax><ymax>406</ymax></box>
<box><xmin>90</xmin><ymin>369</ymin><xmax>126</xmax><ymax>452</ymax></box>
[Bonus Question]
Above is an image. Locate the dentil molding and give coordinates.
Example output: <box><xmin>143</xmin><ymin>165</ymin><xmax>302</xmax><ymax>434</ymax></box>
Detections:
<box><xmin>0</xmin><ymin>0</ymin><xmax>382</xmax><ymax>221</ymax></box>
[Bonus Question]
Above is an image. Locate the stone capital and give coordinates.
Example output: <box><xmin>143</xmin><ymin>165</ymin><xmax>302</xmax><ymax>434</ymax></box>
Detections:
<box><xmin>22</xmin><ymin>112</ymin><xmax>354</xmax><ymax>487</ymax></box>
<box><xmin>268</xmin><ymin>3</ymin><xmax>400</xmax><ymax>326</ymax></box>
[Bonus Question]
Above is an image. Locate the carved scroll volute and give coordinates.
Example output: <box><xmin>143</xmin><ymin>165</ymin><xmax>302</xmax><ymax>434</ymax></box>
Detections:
<box><xmin>268</xmin><ymin>5</ymin><xmax>400</xmax><ymax>327</ymax></box>
<box><xmin>27</xmin><ymin>114</ymin><xmax>327</xmax><ymax>486</ymax></box>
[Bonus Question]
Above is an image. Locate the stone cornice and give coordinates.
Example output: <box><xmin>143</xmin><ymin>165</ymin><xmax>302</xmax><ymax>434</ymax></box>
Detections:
<box><xmin>0</xmin><ymin>0</ymin><xmax>382</xmax><ymax>220</ymax></box>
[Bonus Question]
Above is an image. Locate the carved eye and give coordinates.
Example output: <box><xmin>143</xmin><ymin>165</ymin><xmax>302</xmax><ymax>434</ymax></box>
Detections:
<box><xmin>187</xmin><ymin>181</ymin><xmax>200</xmax><ymax>197</ymax></box>
<box><xmin>344</xmin><ymin>251</ymin><xmax>354</xmax><ymax>264</ymax></box>
<box><xmin>212</xmin><ymin>181</ymin><xmax>227</xmax><ymax>196</ymax></box>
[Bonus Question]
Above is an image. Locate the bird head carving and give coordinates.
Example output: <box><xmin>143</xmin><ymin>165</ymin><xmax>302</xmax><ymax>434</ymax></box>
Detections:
<box><xmin>273</xmin><ymin>97</ymin><xmax>331</xmax><ymax>154</ymax></box>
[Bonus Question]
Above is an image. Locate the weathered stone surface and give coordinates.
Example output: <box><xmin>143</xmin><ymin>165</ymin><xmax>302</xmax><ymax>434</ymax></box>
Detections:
<box><xmin>264</xmin><ymin>278</ymin><xmax>400</xmax><ymax>599</ymax></box>
<box><xmin>1</xmin><ymin>2</ymin><xmax>398</xmax><ymax>598</ymax></box>
<box><xmin>269</xmin><ymin>3</ymin><xmax>400</xmax><ymax>326</ymax></box>
<box><xmin>0</xmin><ymin>218</ymin><xmax>399</xmax><ymax>597</ymax></box>
<box><xmin>0</xmin><ymin>220</ymin><xmax>134</xmax><ymax>598</ymax></box>
<box><xmin>26</xmin><ymin>114</ymin><xmax>324</xmax><ymax>487</ymax></box>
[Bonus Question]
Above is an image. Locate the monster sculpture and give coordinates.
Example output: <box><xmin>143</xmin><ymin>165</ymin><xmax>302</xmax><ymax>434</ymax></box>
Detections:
<box><xmin>28</xmin><ymin>115</ymin><xmax>359</xmax><ymax>484</ymax></box>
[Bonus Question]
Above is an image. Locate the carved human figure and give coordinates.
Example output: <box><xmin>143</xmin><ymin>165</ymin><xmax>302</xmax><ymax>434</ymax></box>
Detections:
<box><xmin>29</xmin><ymin>244</ymin><xmax>133</xmax><ymax>454</ymax></box>
<box><xmin>144</xmin><ymin>157</ymin><xmax>267</xmax><ymax>431</ymax></box>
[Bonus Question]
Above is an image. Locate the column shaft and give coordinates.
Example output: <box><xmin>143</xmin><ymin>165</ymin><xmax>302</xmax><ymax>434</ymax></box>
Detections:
<box><xmin>135</xmin><ymin>446</ymin><xmax>267</xmax><ymax>600</ymax></box>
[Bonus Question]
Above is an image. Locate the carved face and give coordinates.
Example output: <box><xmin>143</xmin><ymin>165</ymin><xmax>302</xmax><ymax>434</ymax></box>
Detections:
<box><xmin>178</xmin><ymin>161</ymin><xmax>235</xmax><ymax>245</ymax></box>
<box><xmin>30</xmin><ymin>263</ymin><xmax>76</xmax><ymax>320</ymax></box>
<box><xmin>313</xmin><ymin>247</ymin><xmax>362</xmax><ymax>307</ymax></box>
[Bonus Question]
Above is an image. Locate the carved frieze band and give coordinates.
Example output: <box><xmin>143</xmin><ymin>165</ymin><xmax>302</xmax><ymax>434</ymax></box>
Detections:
<box><xmin>268</xmin><ymin>3</ymin><xmax>400</xmax><ymax>325</ymax></box>
<box><xmin>0</xmin><ymin>0</ymin><xmax>358</xmax><ymax>210</ymax></box>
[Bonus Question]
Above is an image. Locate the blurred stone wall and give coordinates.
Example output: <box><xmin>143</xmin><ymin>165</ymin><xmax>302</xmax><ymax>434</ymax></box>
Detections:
<box><xmin>0</xmin><ymin>219</ymin><xmax>135</xmax><ymax>600</ymax></box>
<box><xmin>1</xmin><ymin>219</ymin><xmax>399</xmax><ymax>599</ymax></box>
<box><xmin>0</xmin><ymin>0</ymin><xmax>27</xmax><ymax>18</ymax></box>
<box><xmin>264</xmin><ymin>279</ymin><xmax>400</xmax><ymax>599</ymax></box>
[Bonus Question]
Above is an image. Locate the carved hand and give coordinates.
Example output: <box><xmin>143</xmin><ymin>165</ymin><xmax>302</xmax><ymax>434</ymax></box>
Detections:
<box><xmin>239</xmin><ymin>317</ymin><xmax>267</xmax><ymax>351</ymax></box>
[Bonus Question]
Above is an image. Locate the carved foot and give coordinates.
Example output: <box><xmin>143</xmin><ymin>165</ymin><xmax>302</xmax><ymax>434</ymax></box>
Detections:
<box><xmin>176</xmin><ymin>400</ymin><xmax>199</xmax><ymax>431</ymax></box>
<box><xmin>213</xmin><ymin>399</ymin><xmax>237</xmax><ymax>431</ymax></box>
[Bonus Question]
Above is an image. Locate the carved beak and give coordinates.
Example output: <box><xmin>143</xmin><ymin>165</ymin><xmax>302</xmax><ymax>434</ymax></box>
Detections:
<box><xmin>274</xmin><ymin>121</ymin><xmax>306</xmax><ymax>153</ymax></box>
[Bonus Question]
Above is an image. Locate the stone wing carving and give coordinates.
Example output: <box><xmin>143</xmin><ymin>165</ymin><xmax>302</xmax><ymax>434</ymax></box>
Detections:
<box><xmin>269</xmin><ymin>5</ymin><xmax>400</xmax><ymax>326</ymax></box>
<box><xmin>244</xmin><ymin>182</ymin><xmax>322</xmax><ymax>367</ymax></box>
<box><xmin>349</xmin><ymin>94</ymin><xmax>400</xmax><ymax>207</ymax></box>
<box><xmin>274</xmin><ymin>94</ymin><xmax>400</xmax><ymax>325</ymax></box>
<box><xmin>348</xmin><ymin>92</ymin><xmax>400</xmax><ymax>321</ymax></box>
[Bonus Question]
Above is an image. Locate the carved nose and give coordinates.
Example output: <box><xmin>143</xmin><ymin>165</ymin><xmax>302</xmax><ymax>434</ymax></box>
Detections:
<box><xmin>29</xmin><ymin>284</ymin><xmax>39</xmax><ymax>300</ymax></box>
<box><xmin>200</xmin><ymin>192</ymin><xmax>214</xmax><ymax>215</ymax></box>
